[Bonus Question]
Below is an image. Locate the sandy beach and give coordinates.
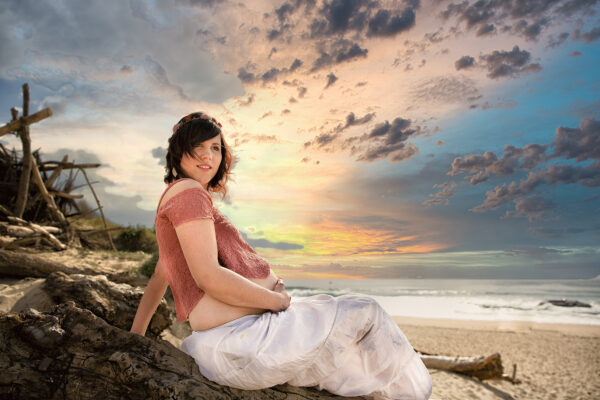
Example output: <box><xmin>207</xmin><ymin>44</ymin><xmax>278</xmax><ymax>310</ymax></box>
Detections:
<box><xmin>395</xmin><ymin>316</ymin><xmax>600</xmax><ymax>400</ymax></box>
<box><xmin>2</xmin><ymin>271</ymin><xmax>599</xmax><ymax>400</ymax></box>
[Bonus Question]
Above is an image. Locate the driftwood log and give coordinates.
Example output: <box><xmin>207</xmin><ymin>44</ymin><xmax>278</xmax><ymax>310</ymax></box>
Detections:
<box><xmin>0</xmin><ymin>302</ymin><xmax>366</xmax><ymax>400</ymax></box>
<box><xmin>0</xmin><ymin>249</ymin><xmax>146</xmax><ymax>287</ymax></box>
<box><xmin>39</xmin><ymin>271</ymin><xmax>171</xmax><ymax>339</ymax></box>
<box><xmin>420</xmin><ymin>353</ymin><xmax>502</xmax><ymax>380</ymax></box>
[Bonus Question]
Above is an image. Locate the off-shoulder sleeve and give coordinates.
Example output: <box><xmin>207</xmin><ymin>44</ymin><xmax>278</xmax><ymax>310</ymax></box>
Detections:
<box><xmin>161</xmin><ymin>187</ymin><xmax>215</xmax><ymax>228</ymax></box>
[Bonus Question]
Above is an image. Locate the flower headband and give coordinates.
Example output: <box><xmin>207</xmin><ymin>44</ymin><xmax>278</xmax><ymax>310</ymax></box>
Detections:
<box><xmin>172</xmin><ymin>112</ymin><xmax>223</xmax><ymax>134</ymax></box>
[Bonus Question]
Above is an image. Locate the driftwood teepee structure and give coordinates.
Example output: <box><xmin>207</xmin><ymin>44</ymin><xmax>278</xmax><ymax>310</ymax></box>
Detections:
<box><xmin>0</xmin><ymin>83</ymin><xmax>116</xmax><ymax>250</ymax></box>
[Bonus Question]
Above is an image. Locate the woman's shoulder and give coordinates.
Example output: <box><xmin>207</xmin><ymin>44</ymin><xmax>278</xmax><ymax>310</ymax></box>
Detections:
<box><xmin>158</xmin><ymin>178</ymin><xmax>211</xmax><ymax>210</ymax></box>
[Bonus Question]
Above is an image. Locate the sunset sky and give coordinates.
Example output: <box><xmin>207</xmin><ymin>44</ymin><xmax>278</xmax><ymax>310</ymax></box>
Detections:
<box><xmin>1</xmin><ymin>0</ymin><xmax>599</xmax><ymax>279</ymax></box>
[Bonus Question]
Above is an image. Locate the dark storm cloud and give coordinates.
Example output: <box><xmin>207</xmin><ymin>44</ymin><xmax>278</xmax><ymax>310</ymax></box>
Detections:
<box><xmin>440</xmin><ymin>118</ymin><xmax>600</xmax><ymax>219</ymax></box>
<box><xmin>454</xmin><ymin>55</ymin><xmax>475</xmax><ymax>70</ymax></box>
<box><xmin>479</xmin><ymin>45</ymin><xmax>542</xmax><ymax>79</ymax></box>
<box><xmin>573</xmin><ymin>27</ymin><xmax>600</xmax><ymax>43</ymax></box>
<box><xmin>151</xmin><ymin>146</ymin><xmax>167</xmax><ymax>166</ymax></box>
<box><xmin>325</xmin><ymin>72</ymin><xmax>338</xmax><ymax>88</ymax></box>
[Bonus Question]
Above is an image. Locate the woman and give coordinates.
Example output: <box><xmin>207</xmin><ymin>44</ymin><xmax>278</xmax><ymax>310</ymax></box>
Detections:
<box><xmin>130</xmin><ymin>112</ymin><xmax>432</xmax><ymax>400</ymax></box>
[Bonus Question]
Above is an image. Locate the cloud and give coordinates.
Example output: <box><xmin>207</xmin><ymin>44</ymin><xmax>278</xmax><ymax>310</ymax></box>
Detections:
<box><xmin>422</xmin><ymin>181</ymin><xmax>457</xmax><ymax>206</ymax></box>
<box><xmin>0</xmin><ymin>0</ymin><xmax>243</xmax><ymax>108</ymax></box>
<box><xmin>440</xmin><ymin>118</ymin><xmax>600</xmax><ymax>219</ymax></box>
<box><xmin>573</xmin><ymin>26</ymin><xmax>600</xmax><ymax>43</ymax></box>
<box><xmin>239</xmin><ymin>231</ymin><xmax>304</xmax><ymax>250</ymax></box>
<box><xmin>479</xmin><ymin>45</ymin><xmax>542</xmax><ymax>79</ymax></box>
<box><xmin>454</xmin><ymin>55</ymin><xmax>475</xmax><ymax>70</ymax></box>
<box><xmin>480</xmin><ymin>99</ymin><xmax>518</xmax><ymax>110</ymax></box>
<box><xmin>547</xmin><ymin>32</ymin><xmax>570</xmax><ymax>48</ymax></box>
<box><xmin>366</xmin><ymin>8</ymin><xmax>416</xmax><ymax>37</ymax></box>
<box><xmin>551</xmin><ymin>118</ymin><xmax>600</xmax><ymax>161</ymax></box>
<box><xmin>237</xmin><ymin>58</ymin><xmax>305</xmax><ymax>85</ymax></box>
<box><xmin>236</xmin><ymin>93</ymin><xmax>256</xmax><ymax>107</ymax></box>
<box><xmin>450</xmin><ymin>143</ymin><xmax>549</xmax><ymax>184</ymax></box>
<box><xmin>332</xmin><ymin>111</ymin><xmax>376</xmax><ymax>132</ymax></box>
<box><xmin>505</xmin><ymin>196</ymin><xmax>555</xmax><ymax>222</ymax></box>
<box><xmin>42</xmin><ymin>148</ymin><xmax>156</xmax><ymax>226</ymax></box>
<box><xmin>505</xmin><ymin>246</ymin><xmax>572</xmax><ymax>260</ymax></box>
<box><xmin>325</xmin><ymin>72</ymin><xmax>338</xmax><ymax>88</ymax></box>
<box><xmin>440</xmin><ymin>0</ymin><xmax>595</xmax><ymax>42</ymax></box>
<box><xmin>151</xmin><ymin>146</ymin><xmax>167</xmax><ymax>166</ymax></box>
<box><xmin>410</xmin><ymin>75</ymin><xmax>480</xmax><ymax>105</ymax></box>
<box><xmin>305</xmin><ymin>115</ymin><xmax>423</xmax><ymax>163</ymax></box>
<box><xmin>311</xmin><ymin>40</ymin><xmax>368</xmax><ymax>71</ymax></box>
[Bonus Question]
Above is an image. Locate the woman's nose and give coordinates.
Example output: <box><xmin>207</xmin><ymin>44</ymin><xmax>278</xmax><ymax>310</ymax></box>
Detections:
<box><xmin>196</xmin><ymin>147</ymin><xmax>211</xmax><ymax>159</ymax></box>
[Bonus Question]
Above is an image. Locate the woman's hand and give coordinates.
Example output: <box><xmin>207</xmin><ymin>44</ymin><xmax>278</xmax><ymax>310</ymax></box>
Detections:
<box><xmin>271</xmin><ymin>278</ymin><xmax>291</xmax><ymax>312</ymax></box>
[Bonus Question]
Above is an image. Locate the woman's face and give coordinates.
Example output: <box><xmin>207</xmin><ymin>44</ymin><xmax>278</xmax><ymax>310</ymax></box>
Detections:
<box><xmin>180</xmin><ymin>133</ymin><xmax>223</xmax><ymax>189</ymax></box>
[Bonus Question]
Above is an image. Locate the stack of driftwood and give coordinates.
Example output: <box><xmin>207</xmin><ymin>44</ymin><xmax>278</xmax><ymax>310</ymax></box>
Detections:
<box><xmin>0</xmin><ymin>84</ymin><xmax>115</xmax><ymax>251</ymax></box>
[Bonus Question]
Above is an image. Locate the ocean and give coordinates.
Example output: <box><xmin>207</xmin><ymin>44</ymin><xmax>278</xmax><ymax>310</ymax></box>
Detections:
<box><xmin>286</xmin><ymin>277</ymin><xmax>600</xmax><ymax>326</ymax></box>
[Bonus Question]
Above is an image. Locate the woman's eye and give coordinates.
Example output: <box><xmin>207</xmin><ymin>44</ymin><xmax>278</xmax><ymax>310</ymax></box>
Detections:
<box><xmin>212</xmin><ymin>146</ymin><xmax>221</xmax><ymax>151</ymax></box>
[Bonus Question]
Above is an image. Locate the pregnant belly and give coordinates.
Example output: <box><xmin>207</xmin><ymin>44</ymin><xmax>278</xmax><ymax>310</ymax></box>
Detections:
<box><xmin>187</xmin><ymin>270</ymin><xmax>279</xmax><ymax>331</ymax></box>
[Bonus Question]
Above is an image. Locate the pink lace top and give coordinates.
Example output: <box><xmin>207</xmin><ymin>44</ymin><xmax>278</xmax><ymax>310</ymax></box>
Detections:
<box><xmin>155</xmin><ymin>178</ymin><xmax>271</xmax><ymax>322</ymax></box>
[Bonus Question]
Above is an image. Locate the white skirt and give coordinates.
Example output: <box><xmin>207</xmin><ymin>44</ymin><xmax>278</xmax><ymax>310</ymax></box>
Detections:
<box><xmin>180</xmin><ymin>294</ymin><xmax>432</xmax><ymax>400</ymax></box>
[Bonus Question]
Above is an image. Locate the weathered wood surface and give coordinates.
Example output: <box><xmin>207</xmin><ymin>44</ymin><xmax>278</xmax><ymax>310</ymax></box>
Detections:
<box><xmin>39</xmin><ymin>161</ymin><xmax>101</xmax><ymax>171</ymax></box>
<box><xmin>40</xmin><ymin>271</ymin><xmax>171</xmax><ymax>339</ymax></box>
<box><xmin>420</xmin><ymin>353</ymin><xmax>503</xmax><ymax>380</ymax></box>
<box><xmin>3</xmin><ymin>217</ymin><xmax>65</xmax><ymax>250</ymax></box>
<box><xmin>0</xmin><ymin>302</ymin><xmax>366</xmax><ymax>400</ymax></box>
<box><xmin>0</xmin><ymin>107</ymin><xmax>52</xmax><ymax>136</ymax></box>
<box><xmin>0</xmin><ymin>221</ymin><xmax>61</xmax><ymax>235</ymax></box>
<box><xmin>0</xmin><ymin>250</ymin><xmax>146</xmax><ymax>287</ymax></box>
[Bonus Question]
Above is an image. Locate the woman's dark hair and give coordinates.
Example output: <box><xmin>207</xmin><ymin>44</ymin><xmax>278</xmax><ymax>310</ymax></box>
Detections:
<box><xmin>165</xmin><ymin>112</ymin><xmax>236</xmax><ymax>200</ymax></box>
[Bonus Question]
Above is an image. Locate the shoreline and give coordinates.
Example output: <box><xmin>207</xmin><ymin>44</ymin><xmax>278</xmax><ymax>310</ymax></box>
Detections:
<box><xmin>392</xmin><ymin>315</ymin><xmax>600</xmax><ymax>337</ymax></box>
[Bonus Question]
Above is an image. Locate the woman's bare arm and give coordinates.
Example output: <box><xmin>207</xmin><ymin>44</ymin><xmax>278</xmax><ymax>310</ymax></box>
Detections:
<box><xmin>130</xmin><ymin>259</ymin><xmax>169</xmax><ymax>336</ymax></box>
<box><xmin>176</xmin><ymin>217</ymin><xmax>290</xmax><ymax>312</ymax></box>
